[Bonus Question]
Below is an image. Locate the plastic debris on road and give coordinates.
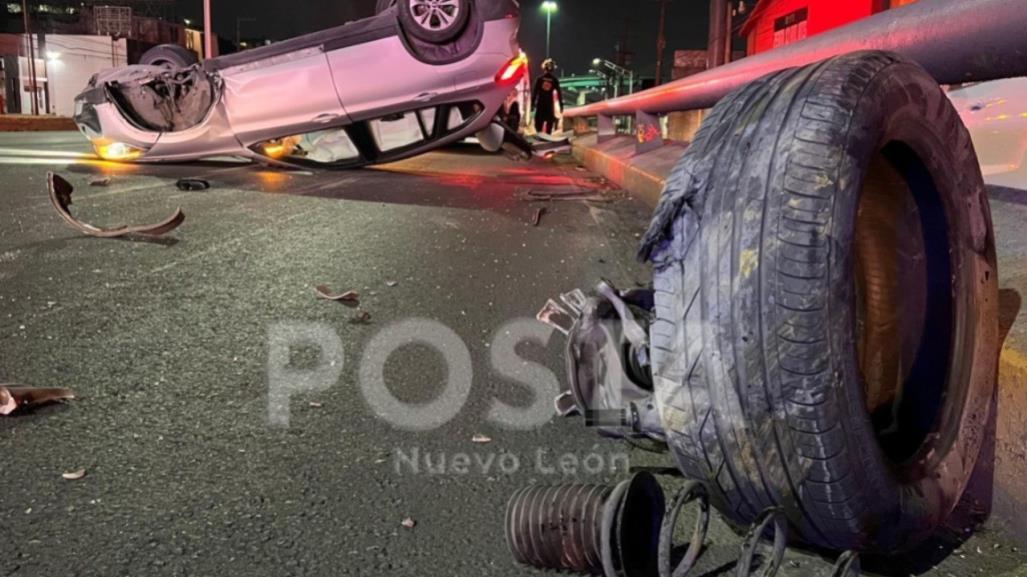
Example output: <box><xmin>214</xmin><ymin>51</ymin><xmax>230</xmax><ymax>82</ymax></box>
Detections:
<box><xmin>0</xmin><ymin>384</ymin><xmax>75</xmax><ymax>416</ymax></box>
<box><xmin>61</xmin><ymin>469</ymin><xmax>87</xmax><ymax>481</ymax></box>
<box><xmin>531</xmin><ymin>207</ymin><xmax>546</xmax><ymax>226</ymax></box>
<box><xmin>48</xmin><ymin>172</ymin><xmax>185</xmax><ymax>238</ymax></box>
<box><xmin>176</xmin><ymin>178</ymin><xmax>210</xmax><ymax>191</ymax></box>
<box><xmin>314</xmin><ymin>285</ymin><xmax>360</xmax><ymax>307</ymax></box>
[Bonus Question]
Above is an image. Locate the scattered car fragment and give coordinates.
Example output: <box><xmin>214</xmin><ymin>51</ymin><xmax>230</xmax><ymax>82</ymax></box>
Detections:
<box><xmin>314</xmin><ymin>285</ymin><xmax>360</xmax><ymax>306</ymax></box>
<box><xmin>0</xmin><ymin>385</ymin><xmax>75</xmax><ymax>416</ymax></box>
<box><xmin>471</xmin><ymin>434</ymin><xmax>492</xmax><ymax>444</ymax></box>
<box><xmin>72</xmin><ymin>0</ymin><xmax>523</xmax><ymax>169</ymax></box>
<box><xmin>61</xmin><ymin>469</ymin><xmax>87</xmax><ymax>481</ymax></box>
<box><xmin>521</xmin><ymin>189</ymin><xmax>616</xmax><ymax>203</ymax></box>
<box><xmin>88</xmin><ymin>177</ymin><xmax>111</xmax><ymax>187</ymax></box>
<box><xmin>530</xmin><ymin>207</ymin><xmax>545</xmax><ymax>226</ymax></box>
<box><xmin>401</xmin><ymin>517</ymin><xmax>417</xmax><ymax>529</ymax></box>
<box><xmin>175</xmin><ymin>178</ymin><xmax>210</xmax><ymax>191</ymax></box>
<box><xmin>48</xmin><ymin>173</ymin><xmax>185</xmax><ymax>238</ymax></box>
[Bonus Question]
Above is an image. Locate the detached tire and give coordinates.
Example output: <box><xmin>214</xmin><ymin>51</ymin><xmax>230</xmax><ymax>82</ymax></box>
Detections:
<box><xmin>642</xmin><ymin>51</ymin><xmax>997</xmax><ymax>553</ymax></box>
<box><xmin>398</xmin><ymin>0</ymin><xmax>471</xmax><ymax>43</ymax></box>
<box><xmin>140</xmin><ymin>44</ymin><xmax>199</xmax><ymax>69</ymax></box>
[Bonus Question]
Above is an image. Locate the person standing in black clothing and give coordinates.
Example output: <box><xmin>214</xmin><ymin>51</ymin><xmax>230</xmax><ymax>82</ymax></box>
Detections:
<box><xmin>532</xmin><ymin>59</ymin><xmax>563</xmax><ymax>135</ymax></box>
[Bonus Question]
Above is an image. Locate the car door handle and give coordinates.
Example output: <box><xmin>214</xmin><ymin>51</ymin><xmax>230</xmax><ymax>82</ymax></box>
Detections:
<box><xmin>415</xmin><ymin>92</ymin><xmax>439</xmax><ymax>103</ymax></box>
<box><xmin>312</xmin><ymin>112</ymin><xmax>341</xmax><ymax>124</ymax></box>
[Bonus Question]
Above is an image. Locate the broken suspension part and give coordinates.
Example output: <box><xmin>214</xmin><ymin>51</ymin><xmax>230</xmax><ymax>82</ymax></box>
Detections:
<box><xmin>505</xmin><ymin>472</ymin><xmax>665</xmax><ymax>577</ymax></box>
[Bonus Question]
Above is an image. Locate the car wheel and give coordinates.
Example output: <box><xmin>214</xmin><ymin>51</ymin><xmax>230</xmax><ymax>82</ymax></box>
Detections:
<box><xmin>398</xmin><ymin>0</ymin><xmax>471</xmax><ymax>44</ymax></box>
<box><xmin>641</xmin><ymin>51</ymin><xmax>997</xmax><ymax>553</ymax></box>
<box><xmin>140</xmin><ymin>44</ymin><xmax>200</xmax><ymax>69</ymax></box>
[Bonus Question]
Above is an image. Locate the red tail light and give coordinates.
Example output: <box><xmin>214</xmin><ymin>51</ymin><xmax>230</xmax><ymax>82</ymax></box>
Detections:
<box><xmin>496</xmin><ymin>52</ymin><xmax>528</xmax><ymax>85</ymax></box>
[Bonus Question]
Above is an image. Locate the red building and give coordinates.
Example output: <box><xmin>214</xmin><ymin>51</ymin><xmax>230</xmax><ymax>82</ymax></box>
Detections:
<box><xmin>740</xmin><ymin>0</ymin><xmax>918</xmax><ymax>55</ymax></box>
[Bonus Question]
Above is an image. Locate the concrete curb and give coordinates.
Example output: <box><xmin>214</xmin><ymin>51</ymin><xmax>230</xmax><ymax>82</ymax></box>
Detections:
<box><xmin>0</xmin><ymin>116</ymin><xmax>78</xmax><ymax>132</ymax></box>
<box><xmin>573</xmin><ymin>134</ymin><xmax>1027</xmax><ymax>545</ymax></box>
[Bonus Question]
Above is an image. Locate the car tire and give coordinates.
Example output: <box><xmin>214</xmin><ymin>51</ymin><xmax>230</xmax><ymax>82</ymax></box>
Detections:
<box><xmin>397</xmin><ymin>0</ymin><xmax>471</xmax><ymax>44</ymax></box>
<box><xmin>139</xmin><ymin>44</ymin><xmax>200</xmax><ymax>69</ymax></box>
<box><xmin>641</xmin><ymin>51</ymin><xmax>997</xmax><ymax>553</ymax></box>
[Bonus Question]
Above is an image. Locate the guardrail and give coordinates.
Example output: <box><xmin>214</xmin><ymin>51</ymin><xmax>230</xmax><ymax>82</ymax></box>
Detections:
<box><xmin>564</xmin><ymin>0</ymin><xmax>1027</xmax><ymax>154</ymax></box>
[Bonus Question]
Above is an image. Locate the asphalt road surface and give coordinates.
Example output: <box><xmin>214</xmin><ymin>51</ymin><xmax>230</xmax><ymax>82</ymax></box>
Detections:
<box><xmin>1</xmin><ymin>133</ymin><xmax>1025</xmax><ymax>577</ymax></box>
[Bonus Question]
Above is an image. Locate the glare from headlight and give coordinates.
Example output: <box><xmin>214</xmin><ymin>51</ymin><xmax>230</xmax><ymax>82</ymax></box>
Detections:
<box><xmin>94</xmin><ymin>141</ymin><xmax>145</xmax><ymax>161</ymax></box>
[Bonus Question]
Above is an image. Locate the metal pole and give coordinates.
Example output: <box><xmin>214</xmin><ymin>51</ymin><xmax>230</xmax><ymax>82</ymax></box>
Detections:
<box><xmin>204</xmin><ymin>0</ymin><xmax>213</xmax><ymax>59</ymax></box>
<box><xmin>723</xmin><ymin>0</ymin><xmax>733</xmax><ymax>64</ymax></box>
<box><xmin>655</xmin><ymin>0</ymin><xmax>669</xmax><ymax>85</ymax></box>
<box><xmin>21</xmin><ymin>0</ymin><xmax>38</xmax><ymax>115</ymax></box>
<box><xmin>707</xmin><ymin>0</ymin><xmax>728</xmax><ymax>68</ymax></box>
<box><xmin>546</xmin><ymin>11</ymin><xmax>551</xmax><ymax>58</ymax></box>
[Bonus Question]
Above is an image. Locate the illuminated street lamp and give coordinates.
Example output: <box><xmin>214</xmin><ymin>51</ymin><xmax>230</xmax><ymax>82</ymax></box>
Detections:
<box><xmin>541</xmin><ymin>1</ymin><xmax>557</xmax><ymax>59</ymax></box>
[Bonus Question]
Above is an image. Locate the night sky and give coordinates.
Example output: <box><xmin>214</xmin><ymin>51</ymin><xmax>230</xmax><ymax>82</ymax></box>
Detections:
<box><xmin>178</xmin><ymin>0</ymin><xmax>711</xmax><ymax>80</ymax></box>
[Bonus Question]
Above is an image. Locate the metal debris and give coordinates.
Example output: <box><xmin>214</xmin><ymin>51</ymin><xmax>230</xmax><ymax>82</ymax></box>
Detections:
<box><xmin>505</xmin><ymin>473</ymin><xmax>665</xmax><ymax>576</ymax></box>
<box><xmin>176</xmin><ymin>178</ymin><xmax>210</xmax><ymax>191</ymax></box>
<box><xmin>736</xmin><ymin>508</ymin><xmax>788</xmax><ymax>577</ymax></box>
<box><xmin>0</xmin><ymin>384</ymin><xmax>75</xmax><ymax>416</ymax></box>
<box><xmin>48</xmin><ymin>173</ymin><xmax>185</xmax><ymax>238</ymax></box>
<box><xmin>471</xmin><ymin>434</ymin><xmax>492</xmax><ymax>444</ymax></box>
<box><xmin>314</xmin><ymin>285</ymin><xmax>360</xmax><ymax>307</ymax></box>
<box><xmin>62</xmin><ymin>468</ymin><xmax>87</xmax><ymax>481</ymax></box>
<box><xmin>386</xmin><ymin>280</ymin><xmax>399</xmax><ymax>287</ymax></box>
<box><xmin>521</xmin><ymin>189</ymin><xmax>621</xmax><ymax>203</ymax></box>
<box><xmin>659</xmin><ymin>481</ymin><xmax>710</xmax><ymax>577</ymax></box>
<box><xmin>89</xmin><ymin>177</ymin><xmax>112</xmax><ymax>187</ymax></box>
<box><xmin>531</xmin><ymin>207</ymin><xmax>546</xmax><ymax>227</ymax></box>
<box><xmin>308</xmin><ymin>401</ymin><xmax>324</xmax><ymax>408</ymax></box>
<box><xmin>401</xmin><ymin>518</ymin><xmax>417</xmax><ymax>529</ymax></box>
<box><xmin>829</xmin><ymin>551</ymin><xmax>861</xmax><ymax>577</ymax></box>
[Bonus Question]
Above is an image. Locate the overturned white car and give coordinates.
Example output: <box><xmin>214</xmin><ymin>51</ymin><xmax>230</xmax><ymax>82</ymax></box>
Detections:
<box><xmin>72</xmin><ymin>0</ymin><xmax>524</xmax><ymax>168</ymax></box>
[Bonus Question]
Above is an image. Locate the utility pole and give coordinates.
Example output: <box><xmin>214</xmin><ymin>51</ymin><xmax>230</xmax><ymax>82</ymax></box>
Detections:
<box><xmin>204</xmin><ymin>0</ymin><xmax>213</xmax><ymax>59</ymax></box>
<box><xmin>707</xmin><ymin>0</ymin><xmax>728</xmax><ymax>69</ymax></box>
<box><xmin>21</xmin><ymin>0</ymin><xmax>39</xmax><ymax>115</ymax></box>
<box><xmin>655</xmin><ymin>0</ymin><xmax>669</xmax><ymax>85</ymax></box>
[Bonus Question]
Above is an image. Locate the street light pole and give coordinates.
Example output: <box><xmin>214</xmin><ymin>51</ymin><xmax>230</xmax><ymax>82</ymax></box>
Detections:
<box><xmin>546</xmin><ymin>12</ymin><xmax>551</xmax><ymax>57</ymax></box>
<box><xmin>21</xmin><ymin>0</ymin><xmax>39</xmax><ymax>115</ymax></box>
<box><xmin>541</xmin><ymin>1</ymin><xmax>557</xmax><ymax>59</ymax></box>
<box><xmin>655</xmin><ymin>0</ymin><xmax>669</xmax><ymax>85</ymax></box>
<box><xmin>204</xmin><ymin>0</ymin><xmax>213</xmax><ymax>60</ymax></box>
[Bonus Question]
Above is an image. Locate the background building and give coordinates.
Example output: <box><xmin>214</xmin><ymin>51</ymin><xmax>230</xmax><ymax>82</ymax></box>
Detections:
<box><xmin>1</xmin><ymin>1</ymin><xmax>210</xmax><ymax>115</ymax></box>
<box><xmin>740</xmin><ymin>0</ymin><xmax>919</xmax><ymax>55</ymax></box>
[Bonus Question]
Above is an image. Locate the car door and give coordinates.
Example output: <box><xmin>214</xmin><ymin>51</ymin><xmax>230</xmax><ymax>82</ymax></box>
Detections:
<box><xmin>221</xmin><ymin>47</ymin><xmax>350</xmax><ymax>148</ymax></box>
<box><xmin>325</xmin><ymin>35</ymin><xmax>449</xmax><ymax>122</ymax></box>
